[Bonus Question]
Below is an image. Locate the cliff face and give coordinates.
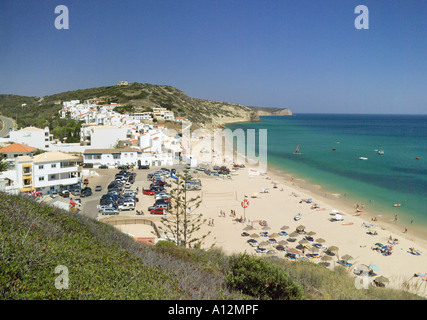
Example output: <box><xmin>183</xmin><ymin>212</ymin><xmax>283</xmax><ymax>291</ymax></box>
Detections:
<box><xmin>248</xmin><ymin>106</ymin><xmax>293</xmax><ymax>116</ymax></box>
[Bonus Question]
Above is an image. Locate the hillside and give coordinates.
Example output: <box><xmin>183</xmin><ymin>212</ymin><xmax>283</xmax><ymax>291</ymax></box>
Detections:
<box><xmin>0</xmin><ymin>83</ymin><xmax>267</xmax><ymax>130</ymax></box>
<box><xmin>0</xmin><ymin>192</ymin><xmax>423</xmax><ymax>300</ymax></box>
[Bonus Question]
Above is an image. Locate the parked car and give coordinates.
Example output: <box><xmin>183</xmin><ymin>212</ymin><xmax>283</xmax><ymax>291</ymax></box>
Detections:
<box><xmin>148</xmin><ymin>203</ymin><xmax>169</xmax><ymax>211</ymax></box>
<box><xmin>123</xmin><ymin>189</ymin><xmax>137</xmax><ymax>197</ymax></box>
<box><xmin>118</xmin><ymin>202</ymin><xmax>135</xmax><ymax>211</ymax></box>
<box><xmin>143</xmin><ymin>189</ymin><xmax>155</xmax><ymax>195</ymax></box>
<box><xmin>71</xmin><ymin>189</ymin><xmax>80</xmax><ymax>196</ymax></box>
<box><xmin>95</xmin><ymin>185</ymin><xmax>102</xmax><ymax>192</ymax></box>
<box><xmin>83</xmin><ymin>178</ymin><xmax>89</xmax><ymax>184</ymax></box>
<box><xmin>59</xmin><ymin>190</ymin><xmax>70</xmax><ymax>197</ymax></box>
<box><xmin>100</xmin><ymin>207</ymin><xmax>119</xmax><ymax>215</ymax></box>
<box><xmin>139</xmin><ymin>165</ymin><xmax>150</xmax><ymax>169</ymax></box>
<box><xmin>50</xmin><ymin>191</ymin><xmax>59</xmax><ymax>198</ymax></box>
<box><xmin>81</xmin><ymin>187</ymin><xmax>92</xmax><ymax>197</ymax></box>
<box><xmin>98</xmin><ymin>165</ymin><xmax>108</xmax><ymax>169</ymax></box>
<box><xmin>150</xmin><ymin>208</ymin><xmax>165</xmax><ymax>215</ymax></box>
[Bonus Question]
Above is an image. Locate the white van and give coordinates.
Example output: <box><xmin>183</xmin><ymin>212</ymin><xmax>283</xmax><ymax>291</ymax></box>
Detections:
<box><xmin>118</xmin><ymin>202</ymin><xmax>135</xmax><ymax>211</ymax></box>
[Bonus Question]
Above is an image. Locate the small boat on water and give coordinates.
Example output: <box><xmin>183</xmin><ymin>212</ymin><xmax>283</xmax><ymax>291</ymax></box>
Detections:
<box><xmin>359</xmin><ymin>157</ymin><xmax>368</xmax><ymax>160</ymax></box>
<box><xmin>378</xmin><ymin>150</ymin><xmax>384</xmax><ymax>155</ymax></box>
<box><xmin>393</xmin><ymin>203</ymin><xmax>401</xmax><ymax>207</ymax></box>
<box><xmin>294</xmin><ymin>145</ymin><xmax>300</xmax><ymax>154</ymax></box>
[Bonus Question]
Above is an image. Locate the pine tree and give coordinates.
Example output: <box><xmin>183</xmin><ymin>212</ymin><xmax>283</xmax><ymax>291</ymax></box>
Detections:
<box><xmin>158</xmin><ymin>170</ymin><xmax>210</xmax><ymax>248</ymax></box>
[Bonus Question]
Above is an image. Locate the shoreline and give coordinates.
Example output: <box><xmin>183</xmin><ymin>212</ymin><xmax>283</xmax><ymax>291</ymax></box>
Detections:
<box><xmin>220</xmin><ymin>119</ymin><xmax>427</xmax><ymax>246</ymax></box>
<box><xmin>193</xmin><ymin>162</ymin><xmax>427</xmax><ymax>296</ymax></box>
<box><xmin>188</xmin><ymin>127</ymin><xmax>427</xmax><ymax>296</ymax></box>
<box><xmin>265</xmin><ymin>163</ymin><xmax>427</xmax><ymax>247</ymax></box>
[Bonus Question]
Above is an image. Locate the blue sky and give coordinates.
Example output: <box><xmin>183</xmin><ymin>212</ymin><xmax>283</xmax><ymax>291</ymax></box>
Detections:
<box><xmin>0</xmin><ymin>0</ymin><xmax>426</xmax><ymax>114</ymax></box>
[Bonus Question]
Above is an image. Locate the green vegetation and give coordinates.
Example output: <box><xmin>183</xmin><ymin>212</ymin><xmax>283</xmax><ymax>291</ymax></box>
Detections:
<box><xmin>158</xmin><ymin>170</ymin><xmax>210</xmax><ymax>248</ymax></box>
<box><xmin>0</xmin><ymin>192</ymin><xmax>424</xmax><ymax>300</ymax></box>
<box><xmin>1</xmin><ymin>82</ymin><xmax>259</xmax><ymax>132</ymax></box>
<box><xmin>225</xmin><ymin>253</ymin><xmax>305</xmax><ymax>300</ymax></box>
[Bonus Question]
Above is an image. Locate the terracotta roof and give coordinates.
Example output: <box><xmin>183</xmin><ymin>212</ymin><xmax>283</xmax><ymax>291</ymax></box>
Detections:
<box><xmin>0</xmin><ymin>143</ymin><xmax>37</xmax><ymax>153</ymax></box>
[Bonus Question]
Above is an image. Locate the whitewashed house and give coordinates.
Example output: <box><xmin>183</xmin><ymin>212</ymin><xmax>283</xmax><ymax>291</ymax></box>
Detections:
<box><xmin>9</xmin><ymin>127</ymin><xmax>54</xmax><ymax>150</ymax></box>
<box><xmin>80</xmin><ymin>125</ymin><xmax>130</xmax><ymax>148</ymax></box>
<box><xmin>83</xmin><ymin>147</ymin><xmax>141</xmax><ymax>167</ymax></box>
<box><xmin>15</xmin><ymin>151</ymin><xmax>82</xmax><ymax>194</ymax></box>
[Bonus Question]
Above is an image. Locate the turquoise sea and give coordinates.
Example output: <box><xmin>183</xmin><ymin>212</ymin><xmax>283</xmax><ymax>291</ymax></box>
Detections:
<box><xmin>226</xmin><ymin>114</ymin><xmax>427</xmax><ymax>229</ymax></box>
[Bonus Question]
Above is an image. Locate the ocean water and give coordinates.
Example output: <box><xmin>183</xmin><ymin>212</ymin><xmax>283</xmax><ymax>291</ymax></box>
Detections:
<box><xmin>226</xmin><ymin>114</ymin><xmax>427</xmax><ymax>228</ymax></box>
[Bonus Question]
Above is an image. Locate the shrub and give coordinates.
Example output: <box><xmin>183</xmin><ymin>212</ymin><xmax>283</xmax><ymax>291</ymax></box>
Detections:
<box><xmin>225</xmin><ymin>253</ymin><xmax>305</xmax><ymax>300</ymax></box>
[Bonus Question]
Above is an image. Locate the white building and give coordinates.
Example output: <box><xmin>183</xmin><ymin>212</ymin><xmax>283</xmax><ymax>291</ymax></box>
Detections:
<box><xmin>15</xmin><ymin>151</ymin><xmax>82</xmax><ymax>194</ymax></box>
<box><xmin>80</xmin><ymin>125</ymin><xmax>130</xmax><ymax>148</ymax></box>
<box><xmin>83</xmin><ymin>147</ymin><xmax>141</xmax><ymax>167</ymax></box>
<box><xmin>9</xmin><ymin>127</ymin><xmax>54</xmax><ymax>150</ymax></box>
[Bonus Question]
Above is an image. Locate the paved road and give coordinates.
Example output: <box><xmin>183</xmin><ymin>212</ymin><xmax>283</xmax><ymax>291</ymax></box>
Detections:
<box><xmin>0</xmin><ymin>115</ymin><xmax>15</xmax><ymax>137</ymax></box>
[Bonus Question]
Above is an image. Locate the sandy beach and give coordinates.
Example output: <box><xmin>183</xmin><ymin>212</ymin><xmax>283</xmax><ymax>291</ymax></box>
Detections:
<box><xmin>185</xmin><ymin>164</ymin><xmax>427</xmax><ymax>296</ymax></box>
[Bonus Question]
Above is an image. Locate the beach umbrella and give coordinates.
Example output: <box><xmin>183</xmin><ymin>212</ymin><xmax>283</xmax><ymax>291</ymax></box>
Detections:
<box><xmin>270</xmin><ymin>232</ymin><xmax>281</xmax><ymax>238</ymax></box>
<box><xmin>289</xmin><ymin>232</ymin><xmax>299</xmax><ymax>237</ymax></box>
<box><xmin>309</xmin><ymin>247</ymin><xmax>320</xmax><ymax>253</ymax></box>
<box><xmin>375</xmin><ymin>243</ymin><xmax>383</xmax><ymax>247</ymax></box>
<box><xmin>328</xmin><ymin>246</ymin><xmax>339</xmax><ymax>252</ymax></box>
<box><xmin>280</xmin><ymin>225</ymin><xmax>289</xmax><ymax>230</ymax></box>
<box><xmin>278</xmin><ymin>240</ymin><xmax>288</xmax><ymax>245</ymax></box>
<box><xmin>299</xmin><ymin>239</ymin><xmax>309</xmax><ymax>245</ymax></box>
<box><xmin>369</xmin><ymin>264</ymin><xmax>380</xmax><ymax>271</ymax></box>
<box><xmin>375</xmin><ymin>276</ymin><xmax>389</xmax><ymax>284</ymax></box>
<box><xmin>259</xmin><ymin>241</ymin><xmax>269</xmax><ymax>246</ymax></box>
<box><xmin>315</xmin><ymin>238</ymin><xmax>326</xmax><ymax>243</ymax></box>
<box><xmin>287</xmin><ymin>248</ymin><xmax>300</xmax><ymax>254</ymax></box>
<box><xmin>250</xmin><ymin>233</ymin><xmax>260</xmax><ymax>238</ymax></box>
<box><xmin>307</xmin><ymin>231</ymin><xmax>316</xmax><ymax>236</ymax></box>
<box><xmin>296</xmin><ymin>225</ymin><xmax>306</xmax><ymax>231</ymax></box>
<box><xmin>262</xmin><ymin>226</ymin><xmax>271</xmax><ymax>230</ymax></box>
<box><xmin>355</xmin><ymin>264</ymin><xmax>370</xmax><ymax>273</ymax></box>
<box><xmin>341</xmin><ymin>254</ymin><xmax>353</xmax><ymax>262</ymax></box>
<box><xmin>243</xmin><ymin>225</ymin><xmax>254</xmax><ymax>231</ymax></box>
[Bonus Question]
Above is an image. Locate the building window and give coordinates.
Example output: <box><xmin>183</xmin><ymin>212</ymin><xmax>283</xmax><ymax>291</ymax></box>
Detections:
<box><xmin>39</xmin><ymin>177</ymin><xmax>44</xmax><ymax>181</ymax></box>
<box><xmin>38</xmin><ymin>165</ymin><xmax>44</xmax><ymax>169</ymax></box>
<box><xmin>51</xmin><ymin>164</ymin><xmax>56</xmax><ymax>168</ymax></box>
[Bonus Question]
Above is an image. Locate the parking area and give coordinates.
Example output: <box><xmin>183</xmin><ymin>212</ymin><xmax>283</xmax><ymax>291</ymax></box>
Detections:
<box><xmin>42</xmin><ymin>164</ymin><xmax>191</xmax><ymax>222</ymax></box>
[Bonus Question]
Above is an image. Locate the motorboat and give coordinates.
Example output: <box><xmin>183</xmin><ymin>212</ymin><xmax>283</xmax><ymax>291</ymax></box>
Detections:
<box><xmin>359</xmin><ymin>157</ymin><xmax>368</xmax><ymax>160</ymax></box>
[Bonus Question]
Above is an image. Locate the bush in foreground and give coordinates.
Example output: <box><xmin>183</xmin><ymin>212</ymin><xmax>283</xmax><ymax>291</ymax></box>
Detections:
<box><xmin>225</xmin><ymin>253</ymin><xmax>306</xmax><ymax>300</ymax></box>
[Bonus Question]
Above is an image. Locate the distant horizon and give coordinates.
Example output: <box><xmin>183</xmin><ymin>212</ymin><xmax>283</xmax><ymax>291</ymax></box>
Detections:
<box><xmin>1</xmin><ymin>1</ymin><xmax>426</xmax><ymax>114</ymax></box>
